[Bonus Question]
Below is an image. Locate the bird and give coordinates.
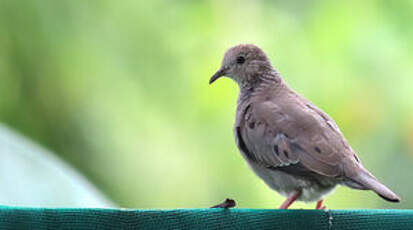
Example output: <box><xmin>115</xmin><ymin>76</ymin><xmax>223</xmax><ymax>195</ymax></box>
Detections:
<box><xmin>209</xmin><ymin>44</ymin><xmax>400</xmax><ymax>209</ymax></box>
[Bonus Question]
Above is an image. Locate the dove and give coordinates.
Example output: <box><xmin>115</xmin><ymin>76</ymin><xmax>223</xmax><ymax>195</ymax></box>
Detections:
<box><xmin>209</xmin><ymin>44</ymin><xmax>400</xmax><ymax>209</ymax></box>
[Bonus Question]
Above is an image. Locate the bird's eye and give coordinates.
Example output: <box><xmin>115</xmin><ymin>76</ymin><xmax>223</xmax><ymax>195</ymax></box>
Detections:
<box><xmin>236</xmin><ymin>56</ymin><xmax>245</xmax><ymax>64</ymax></box>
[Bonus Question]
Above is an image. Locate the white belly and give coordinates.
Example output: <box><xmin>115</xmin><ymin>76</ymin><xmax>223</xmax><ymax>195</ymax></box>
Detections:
<box><xmin>247</xmin><ymin>160</ymin><xmax>337</xmax><ymax>202</ymax></box>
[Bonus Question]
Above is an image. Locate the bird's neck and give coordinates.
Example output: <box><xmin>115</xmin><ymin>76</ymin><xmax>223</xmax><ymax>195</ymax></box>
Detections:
<box><xmin>238</xmin><ymin>70</ymin><xmax>283</xmax><ymax>104</ymax></box>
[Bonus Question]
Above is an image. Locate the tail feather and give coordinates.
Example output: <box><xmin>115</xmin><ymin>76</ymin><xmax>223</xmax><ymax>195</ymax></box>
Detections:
<box><xmin>348</xmin><ymin>169</ymin><xmax>400</xmax><ymax>203</ymax></box>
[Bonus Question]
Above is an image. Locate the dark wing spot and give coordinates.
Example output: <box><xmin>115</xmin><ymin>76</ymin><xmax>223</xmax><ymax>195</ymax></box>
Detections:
<box><xmin>274</xmin><ymin>145</ymin><xmax>279</xmax><ymax>155</ymax></box>
<box><xmin>248</xmin><ymin>122</ymin><xmax>255</xmax><ymax>129</ymax></box>
<box><xmin>354</xmin><ymin>154</ymin><xmax>360</xmax><ymax>163</ymax></box>
<box><xmin>314</xmin><ymin>147</ymin><xmax>322</xmax><ymax>153</ymax></box>
<box><xmin>283</xmin><ymin>150</ymin><xmax>289</xmax><ymax>158</ymax></box>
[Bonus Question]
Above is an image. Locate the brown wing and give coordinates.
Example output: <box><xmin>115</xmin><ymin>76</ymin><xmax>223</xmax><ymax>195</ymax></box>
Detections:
<box><xmin>238</xmin><ymin>93</ymin><xmax>352</xmax><ymax>178</ymax></box>
<box><xmin>236</xmin><ymin>88</ymin><xmax>400</xmax><ymax>202</ymax></box>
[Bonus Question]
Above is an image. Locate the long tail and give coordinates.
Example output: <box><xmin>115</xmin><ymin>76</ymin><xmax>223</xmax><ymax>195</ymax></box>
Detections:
<box><xmin>346</xmin><ymin>168</ymin><xmax>400</xmax><ymax>202</ymax></box>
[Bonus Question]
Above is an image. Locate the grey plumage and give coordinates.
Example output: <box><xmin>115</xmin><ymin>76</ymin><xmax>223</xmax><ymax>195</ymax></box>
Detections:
<box><xmin>210</xmin><ymin>44</ymin><xmax>400</xmax><ymax>205</ymax></box>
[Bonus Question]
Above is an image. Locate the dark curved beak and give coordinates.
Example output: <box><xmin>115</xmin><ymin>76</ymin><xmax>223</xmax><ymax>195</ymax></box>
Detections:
<box><xmin>209</xmin><ymin>68</ymin><xmax>227</xmax><ymax>85</ymax></box>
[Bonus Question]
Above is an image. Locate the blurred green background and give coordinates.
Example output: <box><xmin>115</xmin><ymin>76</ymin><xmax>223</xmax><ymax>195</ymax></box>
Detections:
<box><xmin>0</xmin><ymin>0</ymin><xmax>412</xmax><ymax>209</ymax></box>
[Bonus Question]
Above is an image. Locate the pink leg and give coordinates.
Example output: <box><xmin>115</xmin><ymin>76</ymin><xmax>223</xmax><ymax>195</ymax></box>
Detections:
<box><xmin>315</xmin><ymin>200</ymin><xmax>326</xmax><ymax>209</ymax></box>
<box><xmin>278</xmin><ymin>191</ymin><xmax>301</xmax><ymax>209</ymax></box>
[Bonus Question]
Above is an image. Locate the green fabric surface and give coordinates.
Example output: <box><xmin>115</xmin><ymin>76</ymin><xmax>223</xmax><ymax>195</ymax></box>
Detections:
<box><xmin>0</xmin><ymin>206</ymin><xmax>412</xmax><ymax>230</ymax></box>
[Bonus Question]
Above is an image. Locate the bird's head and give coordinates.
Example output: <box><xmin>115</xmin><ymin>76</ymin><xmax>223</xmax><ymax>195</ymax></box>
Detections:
<box><xmin>209</xmin><ymin>44</ymin><xmax>274</xmax><ymax>87</ymax></box>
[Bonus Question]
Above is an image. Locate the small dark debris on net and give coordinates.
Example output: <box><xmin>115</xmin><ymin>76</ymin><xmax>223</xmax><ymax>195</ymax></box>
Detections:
<box><xmin>210</xmin><ymin>198</ymin><xmax>236</xmax><ymax>208</ymax></box>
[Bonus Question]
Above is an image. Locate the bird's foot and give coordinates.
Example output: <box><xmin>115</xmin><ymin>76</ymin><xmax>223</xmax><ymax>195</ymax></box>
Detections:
<box><xmin>315</xmin><ymin>200</ymin><xmax>326</xmax><ymax>209</ymax></box>
<box><xmin>210</xmin><ymin>198</ymin><xmax>236</xmax><ymax>208</ymax></box>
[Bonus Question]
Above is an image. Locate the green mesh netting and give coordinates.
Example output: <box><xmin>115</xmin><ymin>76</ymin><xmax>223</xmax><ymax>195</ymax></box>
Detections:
<box><xmin>0</xmin><ymin>207</ymin><xmax>412</xmax><ymax>229</ymax></box>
